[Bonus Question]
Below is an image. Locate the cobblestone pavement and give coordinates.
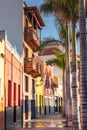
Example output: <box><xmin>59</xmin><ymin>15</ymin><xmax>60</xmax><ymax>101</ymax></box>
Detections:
<box><xmin>15</xmin><ymin>113</ymin><xmax>71</xmax><ymax>130</ymax></box>
<box><xmin>35</xmin><ymin>113</ymin><xmax>66</xmax><ymax>120</ymax></box>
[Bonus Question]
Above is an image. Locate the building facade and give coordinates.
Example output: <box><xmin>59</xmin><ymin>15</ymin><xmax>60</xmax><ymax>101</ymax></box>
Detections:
<box><xmin>35</xmin><ymin>56</ymin><xmax>44</xmax><ymax>117</ymax></box>
<box><xmin>39</xmin><ymin>43</ymin><xmax>65</xmax><ymax>113</ymax></box>
<box><xmin>23</xmin><ymin>2</ymin><xmax>45</xmax><ymax>127</ymax></box>
<box><xmin>0</xmin><ymin>31</ymin><xmax>23</xmax><ymax>130</ymax></box>
<box><xmin>0</xmin><ymin>33</ymin><xmax>5</xmax><ymax>130</ymax></box>
<box><xmin>0</xmin><ymin>1</ymin><xmax>23</xmax><ymax>129</ymax></box>
<box><xmin>44</xmin><ymin>64</ymin><xmax>55</xmax><ymax>114</ymax></box>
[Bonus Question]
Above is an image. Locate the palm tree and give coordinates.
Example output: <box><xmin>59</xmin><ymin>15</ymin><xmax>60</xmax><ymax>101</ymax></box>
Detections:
<box><xmin>58</xmin><ymin>1</ymin><xmax>79</xmax><ymax>129</ymax></box>
<box><xmin>79</xmin><ymin>0</ymin><xmax>87</xmax><ymax>129</ymax></box>
<box><xmin>40</xmin><ymin>0</ymin><xmax>70</xmax><ymax>119</ymax></box>
<box><xmin>65</xmin><ymin>24</ymin><xmax>72</xmax><ymax>126</ymax></box>
<box><xmin>67</xmin><ymin>1</ymin><xmax>79</xmax><ymax>130</ymax></box>
<box><xmin>46</xmin><ymin>50</ymin><xmax>66</xmax><ymax>117</ymax></box>
<box><xmin>40</xmin><ymin>0</ymin><xmax>79</xmax><ymax>129</ymax></box>
<box><xmin>55</xmin><ymin>19</ymin><xmax>72</xmax><ymax>123</ymax></box>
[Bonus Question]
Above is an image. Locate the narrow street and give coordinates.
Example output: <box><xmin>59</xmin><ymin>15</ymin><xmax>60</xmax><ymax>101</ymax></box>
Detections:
<box><xmin>1</xmin><ymin>1</ymin><xmax>86</xmax><ymax>130</ymax></box>
<box><xmin>15</xmin><ymin>113</ymin><xmax>71</xmax><ymax>130</ymax></box>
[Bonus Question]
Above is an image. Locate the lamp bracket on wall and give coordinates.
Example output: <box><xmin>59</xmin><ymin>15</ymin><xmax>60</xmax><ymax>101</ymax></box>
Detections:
<box><xmin>0</xmin><ymin>53</ymin><xmax>5</xmax><ymax>58</ymax></box>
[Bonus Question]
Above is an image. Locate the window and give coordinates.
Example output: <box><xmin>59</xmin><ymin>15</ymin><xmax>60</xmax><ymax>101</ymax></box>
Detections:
<box><xmin>8</xmin><ymin>80</ymin><xmax>12</xmax><ymax>106</ymax></box>
<box><xmin>40</xmin><ymin>65</ymin><xmax>42</xmax><ymax>75</ymax></box>
<box><xmin>24</xmin><ymin>47</ymin><xmax>28</xmax><ymax>58</ymax></box>
<box><xmin>25</xmin><ymin>76</ymin><xmax>28</xmax><ymax>92</ymax></box>
<box><xmin>32</xmin><ymin>53</ymin><xmax>34</xmax><ymax>58</ymax></box>
<box><xmin>14</xmin><ymin>83</ymin><xmax>16</xmax><ymax>106</ymax></box>
<box><xmin>18</xmin><ymin>85</ymin><xmax>20</xmax><ymax>106</ymax></box>
<box><xmin>25</xmin><ymin>96</ymin><xmax>28</xmax><ymax>119</ymax></box>
<box><xmin>32</xmin><ymin>79</ymin><xmax>35</xmax><ymax>94</ymax></box>
<box><xmin>25</xmin><ymin>17</ymin><xmax>28</xmax><ymax>27</ymax></box>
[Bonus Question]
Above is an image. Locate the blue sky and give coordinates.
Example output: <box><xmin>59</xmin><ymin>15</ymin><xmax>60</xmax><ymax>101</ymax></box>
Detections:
<box><xmin>24</xmin><ymin>0</ymin><xmax>80</xmax><ymax>54</ymax></box>
<box><xmin>24</xmin><ymin>0</ymin><xmax>59</xmax><ymax>40</ymax></box>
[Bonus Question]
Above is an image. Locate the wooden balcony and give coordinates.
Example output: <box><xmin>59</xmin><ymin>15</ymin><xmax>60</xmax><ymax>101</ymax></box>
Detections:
<box><xmin>53</xmin><ymin>83</ymin><xmax>58</xmax><ymax>88</ymax></box>
<box><xmin>24</xmin><ymin>27</ymin><xmax>40</xmax><ymax>52</ymax></box>
<box><xmin>31</xmin><ymin>64</ymin><xmax>41</xmax><ymax>78</ymax></box>
<box><xmin>24</xmin><ymin>58</ymin><xmax>33</xmax><ymax>74</ymax></box>
<box><xmin>24</xmin><ymin>58</ymin><xmax>41</xmax><ymax>78</ymax></box>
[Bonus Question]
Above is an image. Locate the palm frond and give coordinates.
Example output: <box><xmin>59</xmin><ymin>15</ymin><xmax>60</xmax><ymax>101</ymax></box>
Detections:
<box><xmin>46</xmin><ymin>58</ymin><xmax>63</xmax><ymax>68</ymax></box>
<box><xmin>55</xmin><ymin>19</ymin><xmax>67</xmax><ymax>43</ymax></box>
<box><xmin>38</xmin><ymin>38</ymin><xmax>61</xmax><ymax>51</ymax></box>
<box><xmin>40</xmin><ymin>2</ymin><xmax>54</xmax><ymax>16</ymax></box>
<box><xmin>46</xmin><ymin>49</ymin><xmax>66</xmax><ymax>70</ymax></box>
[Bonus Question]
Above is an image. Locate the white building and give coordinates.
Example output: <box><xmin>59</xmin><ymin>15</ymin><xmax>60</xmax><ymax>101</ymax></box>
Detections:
<box><xmin>39</xmin><ymin>43</ymin><xmax>65</xmax><ymax>113</ymax></box>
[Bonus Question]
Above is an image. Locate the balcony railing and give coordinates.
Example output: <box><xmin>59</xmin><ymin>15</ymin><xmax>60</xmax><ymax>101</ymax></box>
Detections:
<box><xmin>31</xmin><ymin>64</ymin><xmax>40</xmax><ymax>78</ymax></box>
<box><xmin>24</xmin><ymin>27</ymin><xmax>40</xmax><ymax>52</ymax></box>
<box><xmin>24</xmin><ymin>58</ymin><xmax>41</xmax><ymax>78</ymax></box>
<box><xmin>24</xmin><ymin>58</ymin><xmax>33</xmax><ymax>74</ymax></box>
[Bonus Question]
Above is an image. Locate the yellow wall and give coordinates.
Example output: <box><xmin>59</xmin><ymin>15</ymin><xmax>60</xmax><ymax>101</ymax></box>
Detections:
<box><xmin>35</xmin><ymin>77</ymin><xmax>44</xmax><ymax>107</ymax></box>
<box><xmin>35</xmin><ymin>77</ymin><xmax>44</xmax><ymax>95</ymax></box>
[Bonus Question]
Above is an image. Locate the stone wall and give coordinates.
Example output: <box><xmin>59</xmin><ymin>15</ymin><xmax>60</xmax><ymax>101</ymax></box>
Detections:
<box><xmin>5</xmin><ymin>106</ymin><xmax>22</xmax><ymax>130</ymax></box>
<box><xmin>0</xmin><ymin>102</ymin><xmax>4</xmax><ymax>130</ymax></box>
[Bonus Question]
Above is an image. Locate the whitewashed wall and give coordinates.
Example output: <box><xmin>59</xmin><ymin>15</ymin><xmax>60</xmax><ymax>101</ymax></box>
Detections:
<box><xmin>39</xmin><ymin>55</ymin><xmax>63</xmax><ymax>85</ymax></box>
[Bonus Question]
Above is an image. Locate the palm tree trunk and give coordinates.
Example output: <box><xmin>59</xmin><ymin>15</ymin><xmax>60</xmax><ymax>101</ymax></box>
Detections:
<box><xmin>71</xmin><ymin>22</ymin><xmax>79</xmax><ymax>130</ymax></box>
<box><xmin>79</xmin><ymin>0</ymin><xmax>87</xmax><ymax>129</ymax></box>
<box><xmin>66</xmin><ymin>24</ymin><xmax>72</xmax><ymax>126</ymax></box>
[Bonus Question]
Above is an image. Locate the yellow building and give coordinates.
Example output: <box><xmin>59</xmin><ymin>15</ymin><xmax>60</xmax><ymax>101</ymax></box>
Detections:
<box><xmin>35</xmin><ymin>56</ymin><xmax>45</xmax><ymax>117</ymax></box>
<box><xmin>35</xmin><ymin>76</ymin><xmax>44</xmax><ymax>117</ymax></box>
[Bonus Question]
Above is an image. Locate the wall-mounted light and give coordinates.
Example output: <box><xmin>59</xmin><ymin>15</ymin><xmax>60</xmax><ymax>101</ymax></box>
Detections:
<box><xmin>36</xmin><ymin>78</ymin><xmax>43</xmax><ymax>87</ymax></box>
<box><xmin>40</xmin><ymin>78</ymin><xmax>43</xmax><ymax>83</ymax></box>
<box><xmin>0</xmin><ymin>53</ymin><xmax>5</xmax><ymax>58</ymax></box>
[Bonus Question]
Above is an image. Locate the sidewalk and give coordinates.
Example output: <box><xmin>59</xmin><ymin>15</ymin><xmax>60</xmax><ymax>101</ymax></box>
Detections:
<box><xmin>15</xmin><ymin>128</ymin><xmax>71</xmax><ymax>130</ymax></box>
<box><xmin>34</xmin><ymin>113</ymin><xmax>66</xmax><ymax>120</ymax></box>
<box><xmin>15</xmin><ymin>113</ymin><xmax>71</xmax><ymax>130</ymax></box>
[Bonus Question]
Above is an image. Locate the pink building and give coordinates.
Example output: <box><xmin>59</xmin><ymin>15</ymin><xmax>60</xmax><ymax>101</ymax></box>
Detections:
<box><xmin>44</xmin><ymin>64</ymin><xmax>54</xmax><ymax>114</ymax></box>
<box><xmin>0</xmin><ymin>31</ymin><xmax>23</xmax><ymax>130</ymax></box>
<box><xmin>0</xmin><ymin>35</ymin><xmax>5</xmax><ymax>130</ymax></box>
